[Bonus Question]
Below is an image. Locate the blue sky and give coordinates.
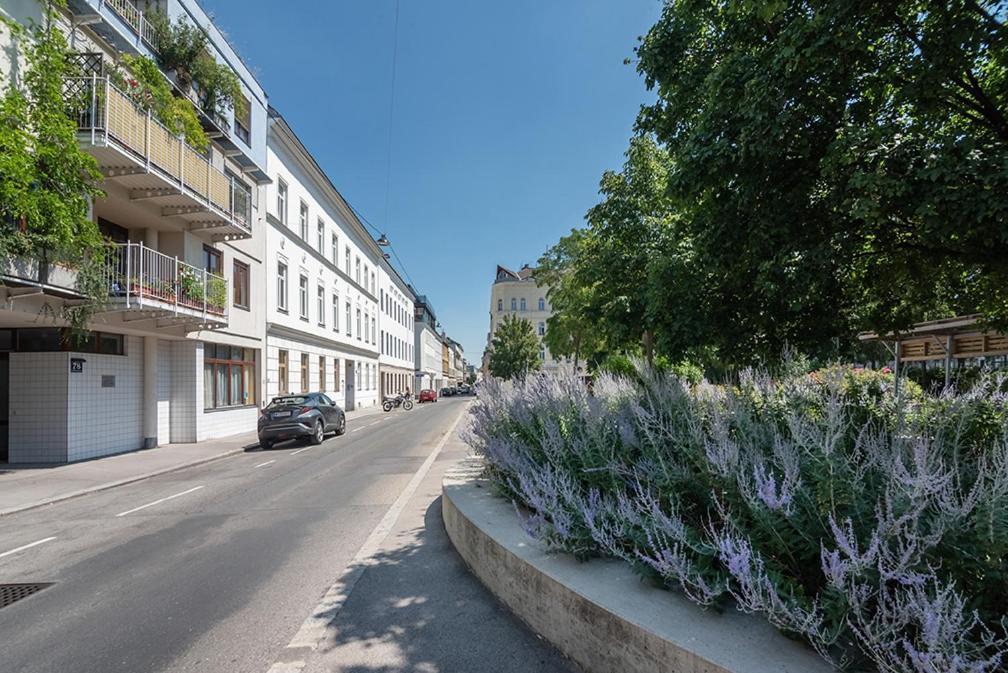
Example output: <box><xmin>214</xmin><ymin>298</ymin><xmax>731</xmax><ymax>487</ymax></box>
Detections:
<box><xmin>201</xmin><ymin>0</ymin><xmax>661</xmax><ymax>360</ymax></box>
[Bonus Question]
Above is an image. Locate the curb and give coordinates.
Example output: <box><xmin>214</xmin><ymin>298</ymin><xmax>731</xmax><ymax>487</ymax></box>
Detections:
<box><xmin>441</xmin><ymin>458</ymin><xmax>832</xmax><ymax>673</ymax></box>
<box><xmin>0</xmin><ymin>447</ymin><xmax>244</xmax><ymax>517</ymax></box>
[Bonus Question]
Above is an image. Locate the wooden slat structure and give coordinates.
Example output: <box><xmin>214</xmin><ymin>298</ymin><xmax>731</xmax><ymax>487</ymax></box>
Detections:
<box><xmin>859</xmin><ymin>315</ymin><xmax>1008</xmax><ymax>390</ymax></box>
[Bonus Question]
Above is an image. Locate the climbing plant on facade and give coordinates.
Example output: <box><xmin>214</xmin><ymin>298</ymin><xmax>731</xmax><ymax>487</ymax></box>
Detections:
<box><xmin>0</xmin><ymin>0</ymin><xmax>107</xmax><ymax>333</ymax></box>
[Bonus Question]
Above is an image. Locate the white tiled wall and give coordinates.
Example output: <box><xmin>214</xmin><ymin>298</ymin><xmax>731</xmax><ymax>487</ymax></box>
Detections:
<box><xmin>9</xmin><ymin>352</ymin><xmax>69</xmax><ymax>463</ymax></box>
<box><xmin>169</xmin><ymin>340</ymin><xmax>199</xmax><ymax>443</ymax></box>
<box><xmin>157</xmin><ymin>339</ymin><xmax>171</xmax><ymax>445</ymax></box>
<box><xmin>197</xmin><ymin>406</ymin><xmax>257</xmax><ymax>441</ymax></box>
<box><xmin>66</xmin><ymin>336</ymin><xmax>144</xmax><ymax>462</ymax></box>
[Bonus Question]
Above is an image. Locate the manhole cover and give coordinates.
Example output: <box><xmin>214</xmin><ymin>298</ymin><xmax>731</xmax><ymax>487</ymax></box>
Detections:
<box><xmin>0</xmin><ymin>583</ymin><xmax>53</xmax><ymax>609</ymax></box>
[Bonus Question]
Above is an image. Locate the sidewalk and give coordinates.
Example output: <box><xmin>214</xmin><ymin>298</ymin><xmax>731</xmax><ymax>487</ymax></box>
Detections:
<box><xmin>0</xmin><ymin>403</ymin><xmax>385</xmax><ymax>517</ymax></box>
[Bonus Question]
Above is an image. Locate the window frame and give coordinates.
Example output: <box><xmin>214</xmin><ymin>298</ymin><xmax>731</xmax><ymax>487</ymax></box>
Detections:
<box><xmin>233</xmin><ymin>259</ymin><xmax>250</xmax><ymax>310</ymax></box>
<box><xmin>277</xmin><ymin>261</ymin><xmax>288</xmax><ymax>312</ymax></box>
<box><xmin>299</xmin><ymin>201</ymin><xmax>309</xmax><ymax>240</ymax></box>
<box><xmin>298</xmin><ymin>274</ymin><xmax>309</xmax><ymax>320</ymax></box>
<box><xmin>277</xmin><ymin>179</ymin><xmax>288</xmax><ymax>225</ymax></box>
<box><xmin>204</xmin><ymin>344</ymin><xmax>256</xmax><ymax>410</ymax></box>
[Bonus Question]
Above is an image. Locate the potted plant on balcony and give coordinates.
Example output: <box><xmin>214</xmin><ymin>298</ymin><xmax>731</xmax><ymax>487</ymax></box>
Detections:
<box><xmin>177</xmin><ymin>266</ymin><xmax>204</xmax><ymax>308</ymax></box>
<box><xmin>206</xmin><ymin>276</ymin><xmax>227</xmax><ymax>315</ymax></box>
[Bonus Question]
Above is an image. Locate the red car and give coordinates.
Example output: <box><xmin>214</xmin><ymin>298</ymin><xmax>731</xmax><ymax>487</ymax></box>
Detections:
<box><xmin>418</xmin><ymin>389</ymin><xmax>438</xmax><ymax>403</ymax></box>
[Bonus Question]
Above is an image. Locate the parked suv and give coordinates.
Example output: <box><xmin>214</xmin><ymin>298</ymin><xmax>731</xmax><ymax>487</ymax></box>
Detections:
<box><xmin>440</xmin><ymin>387</ymin><xmax>456</xmax><ymax>397</ymax></box>
<box><xmin>258</xmin><ymin>392</ymin><xmax>346</xmax><ymax>450</ymax></box>
<box><xmin>418</xmin><ymin>389</ymin><xmax>438</xmax><ymax>403</ymax></box>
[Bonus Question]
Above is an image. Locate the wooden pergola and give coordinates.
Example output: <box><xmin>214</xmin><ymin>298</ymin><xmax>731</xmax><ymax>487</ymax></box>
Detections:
<box><xmin>859</xmin><ymin>315</ymin><xmax>1008</xmax><ymax>391</ymax></box>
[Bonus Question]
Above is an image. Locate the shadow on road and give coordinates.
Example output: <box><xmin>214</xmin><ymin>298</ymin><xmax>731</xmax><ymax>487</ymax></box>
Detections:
<box><xmin>309</xmin><ymin>496</ymin><xmax>576</xmax><ymax>673</ymax></box>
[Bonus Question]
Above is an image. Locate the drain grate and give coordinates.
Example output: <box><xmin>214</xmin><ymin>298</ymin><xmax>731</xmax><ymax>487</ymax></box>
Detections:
<box><xmin>0</xmin><ymin>583</ymin><xmax>53</xmax><ymax>609</ymax></box>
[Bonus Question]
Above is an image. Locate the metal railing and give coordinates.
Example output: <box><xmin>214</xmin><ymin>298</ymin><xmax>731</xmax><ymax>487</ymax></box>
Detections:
<box><xmin>68</xmin><ymin>75</ymin><xmax>252</xmax><ymax>235</ymax></box>
<box><xmin>106</xmin><ymin>242</ymin><xmax>228</xmax><ymax>319</ymax></box>
<box><xmin>103</xmin><ymin>0</ymin><xmax>160</xmax><ymax>51</ymax></box>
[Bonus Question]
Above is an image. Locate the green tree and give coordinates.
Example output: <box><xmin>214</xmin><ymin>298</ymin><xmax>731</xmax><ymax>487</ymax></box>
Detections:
<box><xmin>0</xmin><ymin>0</ymin><xmax>106</xmax><ymax>333</ymax></box>
<box><xmin>488</xmin><ymin>314</ymin><xmax>542</xmax><ymax>381</ymax></box>
<box><xmin>634</xmin><ymin>0</ymin><xmax>1008</xmax><ymax>358</ymax></box>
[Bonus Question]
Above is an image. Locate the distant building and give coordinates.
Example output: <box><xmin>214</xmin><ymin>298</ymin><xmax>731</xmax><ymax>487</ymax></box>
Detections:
<box><xmin>413</xmin><ymin>295</ymin><xmax>442</xmax><ymax>391</ymax></box>
<box><xmin>483</xmin><ymin>263</ymin><xmax>577</xmax><ymax>377</ymax></box>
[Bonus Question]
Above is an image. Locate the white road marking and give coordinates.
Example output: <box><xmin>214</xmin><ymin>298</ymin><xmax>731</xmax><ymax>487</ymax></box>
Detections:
<box><xmin>0</xmin><ymin>536</ymin><xmax>57</xmax><ymax>560</ymax></box>
<box><xmin>254</xmin><ymin>460</ymin><xmax>276</xmax><ymax>468</ymax></box>
<box><xmin>290</xmin><ymin>447</ymin><xmax>313</xmax><ymax>456</ymax></box>
<box><xmin>266</xmin><ymin>403</ymin><xmax>470</xmax><ymax>672</ymax></box>
<box><xmin>350</xmin><ymin>427</ymin><xmax>365</xmax><ymax>433</ymax></box>
<box><xmin>115</xmin><ymin>486</ymin><xmax>204</xmax><ymax>517</ymax></box>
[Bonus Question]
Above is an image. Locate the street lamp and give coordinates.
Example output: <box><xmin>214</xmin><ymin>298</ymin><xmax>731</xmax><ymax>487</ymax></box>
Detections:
<box><xmin>376</xmin><ymin>233</ymin><xmax>390</xmax><ymax>247</ymax></box>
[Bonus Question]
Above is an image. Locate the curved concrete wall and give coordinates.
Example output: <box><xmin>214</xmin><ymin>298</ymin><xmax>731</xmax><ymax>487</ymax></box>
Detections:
<box><xmin>442</xmin><ymin>459</ymin><xmax>833</xmax><ymax>673</ymax></box>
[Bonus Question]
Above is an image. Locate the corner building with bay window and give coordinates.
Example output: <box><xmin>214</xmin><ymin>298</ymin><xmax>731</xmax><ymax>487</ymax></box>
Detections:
<box><xmin>0</xmin><ymin>0</ymin><xmax>269</xmax><ymax>462</ymax></box>
<box><xmin>263</xmin><ymin>109</ymin><xmax>381</xmax><ymax>410</ymax></box>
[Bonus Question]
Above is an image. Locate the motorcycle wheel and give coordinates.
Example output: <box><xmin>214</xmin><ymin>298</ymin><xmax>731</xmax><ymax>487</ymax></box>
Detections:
<box><xmin>382</xmin><ymin>401</ymin><xmax>393</xmax><ymax>412</ymax></box>
<box><xmin>403</xmin><ymin>399</ymin><xmax>413</xmax><ymax>411</ymax></box>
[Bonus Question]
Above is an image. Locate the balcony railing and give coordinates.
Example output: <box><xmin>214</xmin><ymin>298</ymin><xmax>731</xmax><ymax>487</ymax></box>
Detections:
<box><xmin>68</xmin><ymin>75</ymin><xmax>251</xmax><ymax>234</ymax></box>
<box><xmin>106</xmin><ymin>242</ymin><xmax>228</xmax><ymax>320</ymax></box>
<box><xmin>104</xmin><ymin>0</ymin><xmax>159</xmax><ymax>51</ymax></box>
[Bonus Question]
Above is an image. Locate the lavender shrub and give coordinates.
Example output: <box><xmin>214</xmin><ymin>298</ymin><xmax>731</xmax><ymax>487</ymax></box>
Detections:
<box><xmin>465</xmin><ymin>366</ymin><xmax>1008</xmax><ymax>672</ymax></box>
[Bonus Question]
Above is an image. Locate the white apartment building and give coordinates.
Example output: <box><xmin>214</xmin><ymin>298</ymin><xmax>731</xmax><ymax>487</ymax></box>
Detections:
<box><xmin>378</xmin><ymin>257</ymin><xmax>415</xmax><ymax>398</ymax></box>
<box><xmin>0</xmin><ymin>0</ymin><xmax>269</xmax><ymax>463</ymax></box>
<box><xmin>263</xmin><ymin>110</ymin><xmax>381</xmax><ymax>411</ymax></box>
<box><xmin>484</xmin><ymin>263</ymin><xmax>576</xmax><ymax>376</ymax></box>
<box><xmin>414</xmin><ymin>295</ymin><xmax>442</xmax><ymax>391</ymax></box>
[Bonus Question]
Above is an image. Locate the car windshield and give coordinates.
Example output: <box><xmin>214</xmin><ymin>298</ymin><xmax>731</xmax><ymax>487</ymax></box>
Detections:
<box><xmin>268</xmin><ymin>396</ymin><xmax>309</xmax><ymax>407</ymax></box>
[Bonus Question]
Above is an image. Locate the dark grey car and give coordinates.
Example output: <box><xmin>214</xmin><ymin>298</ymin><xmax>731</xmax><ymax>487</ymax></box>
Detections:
<box><xmin>257</xmin><ymin>392</ymin><xmax>346</xmax><ymax>450</ymax></box>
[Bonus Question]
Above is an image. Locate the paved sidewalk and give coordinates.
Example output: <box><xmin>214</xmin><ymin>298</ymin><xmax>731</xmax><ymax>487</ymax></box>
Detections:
<box><xmin>0</xmin><ymin>403</ymin><xmax>385</xmax><ymax>517</ymax></box>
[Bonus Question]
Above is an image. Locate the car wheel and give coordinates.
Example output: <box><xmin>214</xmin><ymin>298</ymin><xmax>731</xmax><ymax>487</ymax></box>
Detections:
<box><xmin>335</xmin><ymin>414</ymin><xmax>346</xmax><ymax>436</ymax></box>
<box><xmin>310</xmin><ymin>419</ymin><xmax>324</xmax><ymax>445</ymax></box>
<box><xmin>260</xmin><ymin>440</ymin><xmax>273</xmax><ymax>450</ymax></box>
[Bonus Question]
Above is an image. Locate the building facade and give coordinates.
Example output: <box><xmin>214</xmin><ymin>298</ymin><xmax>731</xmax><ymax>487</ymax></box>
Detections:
<box><xmin>378</xmin><ymin>257</ymin><xmax>415</xmax><ymax>398</ymax></box>
<box><xmin>413</xmin><ymin>295</ymin><xmax>442</xmax><ymax>392</ymax></box>
<box><xmin>263</xmin><ymin>111</ymin><xmax>381</xmax><ymax>411</ymax></box>
<box><xmin>484</xmin><ymin>263</ymin><xmax>576</xmax><ymax>378</ymax></box>
<box><xmin>0</xmin><ymin>0</ymin><xmax>268</xmax><ymax>462</ymax></box>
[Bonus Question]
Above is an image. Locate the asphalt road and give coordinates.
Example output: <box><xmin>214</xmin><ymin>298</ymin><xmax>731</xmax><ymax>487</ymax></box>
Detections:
<box><xmin>0</xmin><ymin>397</ymin><xmax>576</xmax><ymax>673</ymax></box>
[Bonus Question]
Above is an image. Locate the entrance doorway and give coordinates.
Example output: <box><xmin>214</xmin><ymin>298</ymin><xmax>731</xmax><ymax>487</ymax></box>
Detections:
<box><xmin>344</xmin><ymin>359</ymin><xmax>355</xmax><ymax>410</ymax></box>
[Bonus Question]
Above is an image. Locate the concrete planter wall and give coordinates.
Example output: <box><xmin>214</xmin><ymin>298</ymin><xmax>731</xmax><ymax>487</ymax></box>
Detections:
<box><xmin>442</xmin><ymin>458</ymin><xmax>833</xmax><ymax>673</ymax></box>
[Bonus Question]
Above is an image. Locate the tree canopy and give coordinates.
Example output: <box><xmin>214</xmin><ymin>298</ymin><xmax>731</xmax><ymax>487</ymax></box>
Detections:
<box><xmin>542</xmin><ymin>0</ymin><xmax>1008</xmax><ymax>371</ymax></box>
<box><xmin>488</xmin><ymin>314</ymin><xmax>542</xmax><ymax>381</ymax></box>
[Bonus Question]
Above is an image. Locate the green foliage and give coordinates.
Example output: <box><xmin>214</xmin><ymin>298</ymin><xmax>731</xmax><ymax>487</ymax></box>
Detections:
<box><xmin>206</xmin><ymin>275</ymin><xmax>227</xmax><ymax>312</ymax></box>
<box><xmin>112</xmin><ymin>54</ymin><xmax>208</xmax><ymax>150</ymax></box>
<box><xmin>488</xmin><ymin>314</ymin><xmax>542</xmax><ymax>381</ymax></box>
<box><xmin>0</xmin><ymin>1</ymin><xmax>106</xmax><ymax>334</ymax></box>
<box><xmin>542</xmin><ymin>0</ymin><xmax>1008</xmax><ymax>371</ymax></box>
<box><xmin>148</xmin><ymin>10</ymin><xmax>242</xmax><ymax>120</ymax></box>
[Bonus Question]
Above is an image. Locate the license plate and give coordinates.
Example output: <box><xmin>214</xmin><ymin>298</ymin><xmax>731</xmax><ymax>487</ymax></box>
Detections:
<box><xmin>272</xmin><ymin>410</ymin><xmax>292</xmax><ymax>419</ymax></box>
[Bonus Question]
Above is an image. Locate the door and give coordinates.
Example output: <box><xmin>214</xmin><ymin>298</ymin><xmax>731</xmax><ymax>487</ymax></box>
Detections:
<box><xmin>344</xmin><ymin>359</ymin><xmax>355</xmax><ymax>411</ymax></box>
<box><xmin>318</xmin><ymin>393</ymin><xmax>337</xmax><ymax>429</ymax></box>
<box><xmin>0</xmin><ymin>353</ymin><xmax>7</xmax><ymax>462</ymax></box>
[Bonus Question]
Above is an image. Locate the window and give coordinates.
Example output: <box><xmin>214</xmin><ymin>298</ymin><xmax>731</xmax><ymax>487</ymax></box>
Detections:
<box><xmin>355</xmin><ymin>257</ymin><xmax>361</xmax><ymax>285</ymax></box>
<box><xmin>538</xmin><ymin>321</ymin><xmax>545</xmax><ymax>336</ymax></box>
<box><xmin>317</xmin><ymin>218</ymin><xmax>325</xmax><ymax>252</ymax></box>
<box><xmin>331</xmin><ymin>233</ymin><xmax>338</xmax><ymax>264</ymax></box>
<box><xmin>334</xmin><ymin>358</ymin><xmax>340</xmax><ymax>391</ymax></box>
<box><xmin>371</xmin><ymin>271</ymin><xmax>375</xmax><ymax>294</ymax></box>
<box><xmin>497</xmin><ymin>299</ymin><xmax>502</xmax><ymax>312</ymax></box>
<box><xmin>277</xmin><ymin>261</ymin><xmax>288</xmax><ymax>311</ymax></box>
<box><xmin>538</xmin><ymin>297</ymin><xmax>545</xmax><ymax>311</ymax></box>
<box><xmin>520</xmin><ymin>298</ymin><xmax>526</xmax><ymax>312</ymax></box>
<box><xmin>234</xmin><ymin>93</ymin><xmax>251</xmax><ymax>144</ymax></box>
<box><xmin>364</xmin><ymin>311</ymin><xmax>369</xmax><ymax>342</ymax></box>
<box><xmin>511</xmin><ymin>298</ymin><xmax>517</xmax><ymax>311</ymax></box>
<box><xmin>372</xmin><ymin>317</ymin><xmax>376</xmax><ymax>345</ymax></box>
<box><xmin>345</xmin><ymin>301</ymin><xmax>352</xmax><ymax>336</ymax></box>
<box><xmin>319</xmin><ymin>356</ymin><xmax>326</xmax><ymax>392</ymax></box>
<box><xmin>203</xmin><ymin>245</ymin><xmax>222</xmax><ymax>275</ymax></box>
<box><xmin>278</xmin><ymin>350</ymin><xmax>289</xmax><ymax>394</ymax></box>
<box><xmin>356</xmin><ymin>361</ymin><xmax>361</xmax><ymax>391</ymax></box>
<box><xmin>332</xmin><ymin>292</ymin><xmax>339</xmax><ymax>332</ymax></box>
<box><xmin>317</xmin><ymin>284</ymin><xmax>325</xmax><ymax>326</ymax></box>
<box><xmin>299</xmin><ymin>201</ymin><xmax>309</xmax><ymax>240</ymax></box>
<box><xmin>203</xmin><ymin>344</ymin><xmax>256</xmax><ymax>409</ymax></box>
<box><xmin>277</xmin><ymin>179</ymin><xmax>288</xmax><ymax>224</ymax></box>
<box><xmin>233</xmin><ymin>260</ymin><xmax>250</xmax><ymax>310</ymax></box>
<box><xmin>300</xmin><ymin>353</ymin><xmax>309</xmax><ymax>392</ymax></box>
<box><xmin>356</xmin><ymin>308</ymin><xmax>361</xmax><ymax>339</ymax></box>
<box><xmin>299</xmin><ymin>274</ymin><xmax>309</xmax><ymax>320</ymax></box>
<box><xmin>345</xmin><ymin>246</ymin><xmax>351</xmax><ymax>275</ymax></box>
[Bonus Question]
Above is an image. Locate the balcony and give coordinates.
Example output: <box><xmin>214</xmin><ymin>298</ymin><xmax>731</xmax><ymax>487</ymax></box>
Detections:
<box><xmin>68</xmin><ymin>76</ymin><xmax>252</xmax><ymax>240</ymax></box>
<box><xmin>103</xmin><ymin>242</ymin><xmax>228</xmax><ymax>328</ymax></box>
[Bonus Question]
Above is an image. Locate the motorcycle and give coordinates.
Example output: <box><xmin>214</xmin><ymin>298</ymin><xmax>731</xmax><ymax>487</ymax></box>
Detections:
<box><xmin>382</xmin><ymin>393</ymin><xmax>413</xmax><ymax>412</ymax></box>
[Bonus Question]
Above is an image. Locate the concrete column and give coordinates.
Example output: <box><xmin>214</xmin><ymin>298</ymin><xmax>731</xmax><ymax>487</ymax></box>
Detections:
<box><xmin>144</xmin><ymin>228</ymin><xmax>159</xmax><ymax>249</ymax></box>
<box><xmin>143</xmin><ymin>335</ymin><xmax>158</xmax><ymax>449</ymax></box>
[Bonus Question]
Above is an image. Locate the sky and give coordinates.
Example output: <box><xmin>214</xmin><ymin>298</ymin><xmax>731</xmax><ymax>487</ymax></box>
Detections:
<box><xmin>200</xmin><ymin>0</ymin><xmax>661</xmax><ymax>360</ymax></box>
